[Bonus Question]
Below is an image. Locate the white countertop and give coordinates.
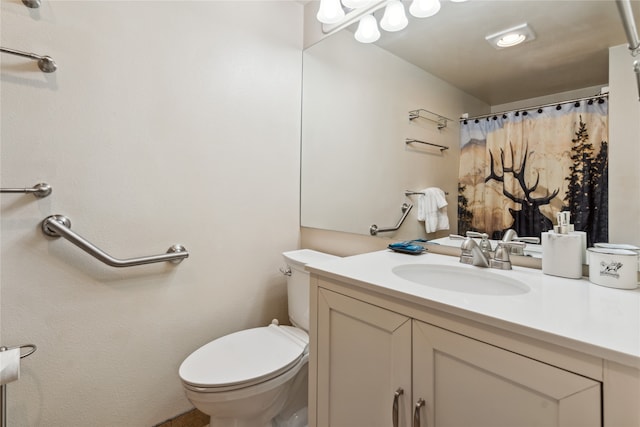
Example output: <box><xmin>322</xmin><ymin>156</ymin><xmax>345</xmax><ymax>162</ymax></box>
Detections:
<box><xmin>307</xmin><ymin>250</ymin><xmax>640</xmax><ymax>368</ymax></box>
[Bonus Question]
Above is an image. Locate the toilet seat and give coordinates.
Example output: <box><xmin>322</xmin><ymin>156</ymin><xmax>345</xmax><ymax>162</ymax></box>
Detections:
<box><xmin>179</xmin><ymin>324</ymin><xmax>308</xmax><ymax>392</ymax></box>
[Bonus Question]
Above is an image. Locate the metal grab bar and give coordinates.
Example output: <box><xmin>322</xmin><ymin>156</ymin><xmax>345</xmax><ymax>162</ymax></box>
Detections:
<box><xmin>41</xmin><ymin>215</ymin><xmax>188</xmax><ymax>268</ymax></box>
<box><xmin>0</xmin><ymin>47</ymin><xmax>57</xmax><ymax>73</ymax></box>
<box><xmin>0</xmin><ymin>182</ymin><xmax>52</xmax><ymax>198</ymax></box>
<box><xmin>370</xmin><ymin>203</ymin><xmax>413</xmax><ymax>235</ymax></box>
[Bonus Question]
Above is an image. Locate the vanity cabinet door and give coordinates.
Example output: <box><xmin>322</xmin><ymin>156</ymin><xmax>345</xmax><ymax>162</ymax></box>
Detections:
<box><xmin>316</xmin><ymin>289</ymin><xmax>412</xmax><ymax>427</ymax></box>
<box><xmin>413</xmin><ymin>320</ymin><xmax>602</xmax><ymax>427</ymax></box>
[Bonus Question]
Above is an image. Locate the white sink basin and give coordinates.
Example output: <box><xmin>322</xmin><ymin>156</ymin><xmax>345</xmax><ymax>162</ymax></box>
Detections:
<box><xmin>392</xmin><ymin>264</ymin><xmax>530</xmax><ymax>296</ymax></box>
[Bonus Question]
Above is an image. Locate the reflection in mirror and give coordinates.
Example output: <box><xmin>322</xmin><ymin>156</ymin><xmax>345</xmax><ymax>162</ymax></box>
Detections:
<box><xmin>301</xmin><ymin>0</ymin><xmax>640</xmax><ymax>253</ymax></box>
<box><xmin>301</xmin><ymin>30</ymin><xmax>486</xmax><ymax>241</ymax></box>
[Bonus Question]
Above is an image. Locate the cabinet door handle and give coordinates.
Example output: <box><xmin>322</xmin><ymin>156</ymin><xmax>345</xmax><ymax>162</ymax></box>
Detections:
<box><xmin>413</xmin><ymin>398</ymin><xmax>426</xmax><ymax>427</ymax></box>
<box><xmin>392</xmin><ymin>388</ymin><xmax>404</xmax><ymax>427</ymax></box>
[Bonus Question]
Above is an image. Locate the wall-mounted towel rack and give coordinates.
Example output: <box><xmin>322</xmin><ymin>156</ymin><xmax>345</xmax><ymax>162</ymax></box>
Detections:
<box><xmin>405</xmin><ymin>138</ymin><xmax>449</xmax><ymax>152</ymax></box>
<box><xmin>405</xmin><ymin>190</ymin><xmax>449</xmax><ymax>196</ymax></box>
<box><xmin>370</xmin><ymin>203</ymin><xmax>413</xmax><ymax>236</ymax></box>
<box><xmin>0</xmin><ymin>47</ymin><xmax>57</xmax><ymax>73</ymax></box>
<box><xmin>408</xmin><ymin>109</ymin><xmax>452</xmax><ymax>130</ymax></box>
<box><xmin>41</xmin><ymin>215</ymin><xmax>188</xmax><ymax>268</ymax></box>
<box><xmin>0</xmin><ymin>182</ymin><xmax>52</xmax><ymax>198</ymax></box>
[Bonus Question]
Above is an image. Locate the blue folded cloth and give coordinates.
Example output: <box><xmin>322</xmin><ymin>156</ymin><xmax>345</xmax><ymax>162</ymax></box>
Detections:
<box><xmin>388</xmin><ymin>240</ymin><xmax>427</xmax><ymax>254</ymax></box>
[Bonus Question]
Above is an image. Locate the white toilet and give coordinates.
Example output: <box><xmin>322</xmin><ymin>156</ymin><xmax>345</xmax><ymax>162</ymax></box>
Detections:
<box><xmin>179</xmin><ymin>249</ymin><xmax>339</xmax><ymax>427</ymax></box>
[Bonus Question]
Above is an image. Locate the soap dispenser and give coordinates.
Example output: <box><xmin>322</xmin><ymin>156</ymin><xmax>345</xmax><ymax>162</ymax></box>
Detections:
<box><xmin>541</xmin><ymin>212</ymin><xmax>583</xmax><ymax>279</ymax></box>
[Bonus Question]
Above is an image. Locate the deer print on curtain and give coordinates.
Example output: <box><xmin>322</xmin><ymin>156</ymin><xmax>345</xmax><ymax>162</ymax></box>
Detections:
<box><xmin>458</xmin><ymin>96</ymin><xmax>608</xmax><ymax>247</ymax></box>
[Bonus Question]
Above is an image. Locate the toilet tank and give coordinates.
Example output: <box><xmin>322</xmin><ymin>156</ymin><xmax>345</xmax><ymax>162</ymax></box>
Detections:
<box><xmin>282</xmin><ymin>249</ymin><xmax>340</xmax><ymax>332</ymax></box>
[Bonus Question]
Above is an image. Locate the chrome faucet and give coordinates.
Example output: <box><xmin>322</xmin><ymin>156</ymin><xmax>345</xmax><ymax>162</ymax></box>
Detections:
<box><xmin>501</xmin><ymin>229</ymin><xmax>540</xmax><ymax>255</ymax></box>
<box><xmin>490</xmin><ymin>241</ymin><xmax>526</xmax><ymax>270</ymax></box>
<box><xmin>459</xmin><ymin>236</ymin><xmax>490</xmax><ymax>268</ymax></box>
<box><xmin>466</xmin><ymin>231</ymin><xmax>493</xmax><ymax>256</ymax></box>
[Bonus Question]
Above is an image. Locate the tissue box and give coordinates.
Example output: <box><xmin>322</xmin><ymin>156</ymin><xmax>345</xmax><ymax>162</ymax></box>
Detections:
<box><xmin>587</xmin><ymin>248</ymin><xmax>638</xmax><ymax>290</ymax></box>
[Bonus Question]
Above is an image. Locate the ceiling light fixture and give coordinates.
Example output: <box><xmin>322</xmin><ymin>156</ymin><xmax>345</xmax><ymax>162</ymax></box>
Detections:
<box><xmin>341</xmin><ymin>0</ymin><xmax>375</xmax><ymax>9</ymax></box>
<box><xmin>380</xmin><ymin>0</ymin><xmax>408</xmax><ymax>32</ymax></box>
<box><xmin>317</xmin><ymin>0</ymin><xmax>464</xmax><ymax>44</ymax></box>
<box><xmin>355</xmin><ymin>14</ymin><xmax>381</xmax><ymax>43</ymax></box>
<box><xmin>317</xmin><ymin>0</ymin><xmax>346</xmax><ymax>24</ymax></box>
<box><xmin>409</xmin><ymin>0</ymin><xmax>441</xmax><ymax>18</ymax></box>
<box><xmin>485</xmin><ymin>23</ymin><xmax>536</xmax><ymax>49</ymax></box>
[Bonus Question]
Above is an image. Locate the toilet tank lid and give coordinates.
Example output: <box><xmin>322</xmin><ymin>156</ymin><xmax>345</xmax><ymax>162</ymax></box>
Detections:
<box><xmin>179</xmin><ymin>325</ymin><xmax>308</xmax><ymax>388</ymax></box>
<box><xmin>282</xmin><ymin>249</ymin><xmax>340</xmax><ymax>266</ymax></box>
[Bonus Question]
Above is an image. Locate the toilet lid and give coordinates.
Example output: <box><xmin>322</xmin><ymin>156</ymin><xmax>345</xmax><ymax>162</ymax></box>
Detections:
<box><xmin>179</xmin><ymin>324</ymin><xmax>308</xmax><ymax>389</ymax></box>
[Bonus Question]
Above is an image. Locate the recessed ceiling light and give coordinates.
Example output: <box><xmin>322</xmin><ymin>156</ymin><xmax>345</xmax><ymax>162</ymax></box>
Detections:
<box><xmin>485</xmin><ymin>23</ymin><xmax>536</xmax><ymax>49</ymax></box>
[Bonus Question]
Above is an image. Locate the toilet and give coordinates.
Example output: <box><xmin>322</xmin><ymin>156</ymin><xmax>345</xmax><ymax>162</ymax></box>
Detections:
<box><xmin>179</xmin><ymin>249</ymin><xmax>339</xmax><ymax>427</ymax></box>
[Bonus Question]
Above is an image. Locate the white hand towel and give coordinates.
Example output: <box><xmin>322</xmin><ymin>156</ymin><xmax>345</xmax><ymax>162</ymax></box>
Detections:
<box><xmin>417</xmin><ymin>187</ymin><xmax>449</xmax><ymax>233</ymax></box>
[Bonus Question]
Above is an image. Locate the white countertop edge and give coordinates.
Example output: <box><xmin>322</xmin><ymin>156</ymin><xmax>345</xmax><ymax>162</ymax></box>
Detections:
<box><xmin>307</xmin><ymin>250</ymin><xmax>640</xmax><ymax>369</ymax></box>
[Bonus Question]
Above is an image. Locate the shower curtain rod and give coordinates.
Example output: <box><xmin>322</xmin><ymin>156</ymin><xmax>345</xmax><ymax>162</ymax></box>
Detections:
<box><xmin>460</xmin><ymin>93</ymin><xmax>608</xmax><ymax>122</ymax></box>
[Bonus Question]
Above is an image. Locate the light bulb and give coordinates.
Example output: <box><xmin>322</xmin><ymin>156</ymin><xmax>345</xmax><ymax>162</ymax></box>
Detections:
<box><xmin>354</xmin><ymin>14</ymin><xmax>380</xmax><ymax>43</ymax></box>
<box><xmin>380</xmin><ymin>1</ymin><xmax>408</xmax><ymax>32</ymax></box>
<box><xmin>317</xmin><ymin>0</ymin><xmax>345</xmax><ymax>24</ymax></box>
<box><xmin>409</xmin><ymin>0</ymin><xmax>441</xmax><ymax>18</ymax></box>
<box><xmin>341</xmin><ymin>0</ymin><xmax>373</xmax><ymax>9</ymax></box>
<box><xmin>497</xmin><ymin>33</ymin><xmax>526</xmax><ymax>47</ymax></box>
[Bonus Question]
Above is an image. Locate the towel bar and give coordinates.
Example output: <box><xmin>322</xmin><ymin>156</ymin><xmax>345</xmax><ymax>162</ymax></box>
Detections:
<box><xmin>405</xmin><ymin>138</ymin><xmax>449</xmax><ymax>152</ymax></box>
<box><xmin>0</xmin><ymin>182</ymin><xmax>52</xmax><ymax>198</ymax></box>
<box><xmin>405</xmin><ymin>190</ymin><xmax>449</xmax><ymax>196</ymax></box>
<box><xmin>41</xmin><ymin>215</ymin><xmax>188</xmax><ymax>268</ymax></box>
<box><xmin>0</xmin><ymin>47</ymin><xmax>57</xmax><ymax>73</ymax></box>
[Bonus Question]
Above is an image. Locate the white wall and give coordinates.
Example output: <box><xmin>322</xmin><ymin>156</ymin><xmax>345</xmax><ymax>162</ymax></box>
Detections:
<box><xmin>609</xmin><ymin>44</ymin><xmax>640</xmax><ymax>246</ymax></box>
<box><xmin>1</xmin><ymin>2</ymin><xmax>302</xmax><ymax>426</ymax></box>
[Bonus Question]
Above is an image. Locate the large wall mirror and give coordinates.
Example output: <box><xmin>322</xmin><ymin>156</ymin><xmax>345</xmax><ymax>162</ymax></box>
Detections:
<box><xmin>301</xmin><ymin>0</ymin><xmax>639</xmax><ymax>250</ymax></box>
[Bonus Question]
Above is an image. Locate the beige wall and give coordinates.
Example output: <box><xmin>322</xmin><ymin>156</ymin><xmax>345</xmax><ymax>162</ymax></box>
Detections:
<box><xmin>609</xmin><ymin>44</ymin><xmax>640</xmax><ymax>245</ymax></box>
<box><xmin>0</xmin><ymin>2</ymin><xmax>302</xmax><ymax>426</ymax></box>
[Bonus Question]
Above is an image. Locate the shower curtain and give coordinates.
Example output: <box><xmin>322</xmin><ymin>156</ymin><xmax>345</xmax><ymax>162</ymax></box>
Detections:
<box><xmin>458</xmin><ymin>97</ymin><xmax>608</xmax><ymax>246</ymax></box>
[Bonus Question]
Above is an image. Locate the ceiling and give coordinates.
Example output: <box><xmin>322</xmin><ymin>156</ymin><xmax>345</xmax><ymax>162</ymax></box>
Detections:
<box><xmin>353</xmin><ymin>0</ymin><xmax>639</xmax><ymax>105</ymax></box>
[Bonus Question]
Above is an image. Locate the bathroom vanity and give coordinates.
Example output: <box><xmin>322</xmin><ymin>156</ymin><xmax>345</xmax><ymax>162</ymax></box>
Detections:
<box><xmin>306</xmin><ymin>251</ymin><xmax>640</xmax><ymax>427</ymax></box>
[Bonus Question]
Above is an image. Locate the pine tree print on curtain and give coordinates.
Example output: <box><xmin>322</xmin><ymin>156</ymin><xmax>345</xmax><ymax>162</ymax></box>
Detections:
<box><xmin>458</xmin><ymin>97</ymin><xmax>608</xmax><ymax>244</ymax></box>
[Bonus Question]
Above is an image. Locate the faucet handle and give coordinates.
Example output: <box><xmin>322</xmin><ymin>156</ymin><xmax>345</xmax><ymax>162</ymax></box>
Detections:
<box><xmin>466</xmin><ymin>231</ymin><xmax>489</xmax><ymax>239</ymax></box>
<box><xmin>501</xmin><ymin>230</ymin><xmax>539</xmax><ymax>254</ymax></box>
<box><xmin>490</xmin><ymin>241</ymin><xmax>525</xmax><ymax>270</ymax></box>
<box><xmin>513</xmin><ymin>236</ymin><xmax>540</xmax><ymax>244</ymax></box>
<box><xmin>466</xmin><ymin>231</ymin><xmax>492</xmax><ymax>255</ymax></box>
